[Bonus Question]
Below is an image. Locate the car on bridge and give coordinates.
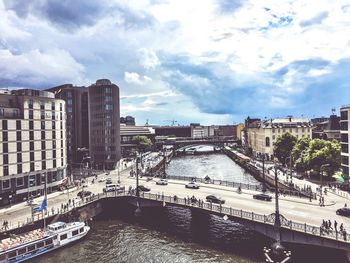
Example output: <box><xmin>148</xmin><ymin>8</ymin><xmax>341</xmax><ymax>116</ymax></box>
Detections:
<box><xmin>206</xmin><ymin>195</ymin><xmax>225</xmax><ymax>204</ymax></box>
<box><xmin>137</xmin><ymin>185</ymin><xmax>151</xmax><ymax>192</ymax></box>
<box><xmin>156</xmin><ymin>179</ymin><xmax>168</xmax><ymax>185</ymax></box>
<box><xmin>77</xmin><ymin>190</ymin><xmax>92</xmax><ymax>198</ymax></box>
<box><xmin>185</xmin><ymin>182</ymin><xmax>200</xmax><ymax>189</ymax></box>
<box><xmin>336</xmin><ymin>207</ymin><xmax>350</xmax><ymax>217</ymax></box>
<box><xmin>253</xmin><ymin>193</ymin><xmax>272</xmax><ymax>201</ymax></box>
<box><xmin>106</xmin><ymin>178</ymin><xmax>113</xmax><ymax>184</ymax></box>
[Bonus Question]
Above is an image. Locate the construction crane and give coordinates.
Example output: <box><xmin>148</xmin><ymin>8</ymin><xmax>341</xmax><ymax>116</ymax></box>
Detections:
<box><xmin>163</xmin><ymin>119</ymin><xmax>178</xmax><ymax>126</ymax></box>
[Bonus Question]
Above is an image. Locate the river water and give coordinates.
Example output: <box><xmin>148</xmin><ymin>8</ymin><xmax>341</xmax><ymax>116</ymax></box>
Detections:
<box><xmin>32</xmin><ymin>152</ymin><xmax>347</xmax><ymax>263</ymax></box>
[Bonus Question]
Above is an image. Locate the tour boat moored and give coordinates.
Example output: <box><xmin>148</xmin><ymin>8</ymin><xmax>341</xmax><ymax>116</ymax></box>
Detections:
<box><xmin>0</xmin><ymin>221</ymin><xmax>90</xmax><ymax>263</ymax></box>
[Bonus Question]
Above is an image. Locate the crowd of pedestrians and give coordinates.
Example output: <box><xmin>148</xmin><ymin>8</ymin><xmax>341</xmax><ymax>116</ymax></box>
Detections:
<box><xmin>320</xmin><ymin>219</ymin><xmax>348</xmax><ymax>241</ymax></box>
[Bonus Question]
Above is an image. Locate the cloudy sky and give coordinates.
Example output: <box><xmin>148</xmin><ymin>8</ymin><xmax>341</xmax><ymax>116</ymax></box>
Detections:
<box><xmin>1</xmin><ymin>0</ymin><xmax>350</xmax><ymax>125</ymax></box>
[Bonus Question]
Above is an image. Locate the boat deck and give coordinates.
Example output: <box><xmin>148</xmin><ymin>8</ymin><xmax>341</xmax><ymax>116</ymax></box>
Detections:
<box><xmin>0</xmin><ymin>229</ymin><xmax>45</xmax><ymax>253</ymax></box>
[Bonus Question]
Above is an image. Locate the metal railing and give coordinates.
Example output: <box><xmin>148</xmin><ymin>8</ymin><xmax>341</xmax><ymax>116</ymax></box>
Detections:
<box><xmin>166</xmin><ymin>175</ymin><xmax>316</xmax><ymax>199</ymax></box>
<box><xmin>1</xmin><ymin>190</ymin><xmax>348</xmax><ymax>244</ymax></box>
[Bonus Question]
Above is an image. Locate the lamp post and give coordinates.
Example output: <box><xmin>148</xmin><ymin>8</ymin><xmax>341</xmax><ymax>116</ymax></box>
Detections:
<box><xmin>320</xmin><ymin>164</ymin><xmax>330</xmax><ymax>196</ymax></box>
<box><xmin>285</xmin><ymin>155</ymin><xmax>293</xmax><ymax>184</ymax></box>
<box><xmin>41</xmin><ymin>172</ymin><xmax>47</xmax><ymax>230</ymax></box>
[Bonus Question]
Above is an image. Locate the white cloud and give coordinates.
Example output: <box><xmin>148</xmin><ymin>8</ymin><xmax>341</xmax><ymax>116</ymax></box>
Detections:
<box><xmin>124</xmin><ymin>71</ymin><xmax>152</xmax><ymax>85</ymax></box>
<box><xmin>138</xmin><ymin>48</ymin><xmax>160</xmax><ymax>70</ymax></box>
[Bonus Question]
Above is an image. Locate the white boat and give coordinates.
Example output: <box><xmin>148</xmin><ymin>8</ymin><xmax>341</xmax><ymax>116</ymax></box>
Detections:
<box><xmin>0</xmin><ymin>221</ymin><xmax>90</xmax><ymax>263</ymax></box>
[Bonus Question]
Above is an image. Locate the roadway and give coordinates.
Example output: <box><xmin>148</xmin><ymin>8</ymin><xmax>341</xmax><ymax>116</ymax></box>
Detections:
<box><xmin>1</xmin><ymin>165</ymin><xmax>350</xmax><ymax>235</ymax></box>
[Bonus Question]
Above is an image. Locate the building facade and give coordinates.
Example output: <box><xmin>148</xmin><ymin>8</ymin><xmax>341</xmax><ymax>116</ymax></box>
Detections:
<box><xmin>340</xmin><ymin>106</ymin><xmax>350</xmax><ymax>179</ymax></box>
<box><xmin>88</xmin><ymin>79</ymin><xmax>121</xmax><ymax>170</ymax></box>
<box><xmin>247</xmin><ymin>117</ymin><xmax>312</xmax><ymax>159</ymax></box>
<box><xmin>46</xmin><ymin>84</ymin><xmax>89</xmax><ymax>168</ymax></box>
<box><xmin>0</xmin><ymin>89</ymin><xmax>67</xmax><ymax>206</ymax></box>
<box><xmin>120</xmin><ymin>125</ymin><xmax>155</xmax><ymax>157</ymax></box>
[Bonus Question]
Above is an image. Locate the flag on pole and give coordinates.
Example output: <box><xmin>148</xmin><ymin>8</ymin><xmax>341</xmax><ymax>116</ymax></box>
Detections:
<box><xmin>40</xmin><ymin>198</ymin><xmax>47</xmax><ymax>211</ymax></box>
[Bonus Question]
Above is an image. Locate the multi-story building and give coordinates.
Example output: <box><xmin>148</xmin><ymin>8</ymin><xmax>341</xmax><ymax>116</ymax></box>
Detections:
<box><xmin>155</xmin><ymin>126</ymin><xmax>191</xmax><ymax>138</ymax></box>
<box><xmin>246</xmin><ymin>117</ymin><xmax>312</xmax><ymax>159</ymax></box>
<box><xmin>88</xmin><ymin>79</ymin><xmax>121</xmax><ymax>170</ymax></box>
<box><xmin>46</xmin><ymin>84</ymin><xmax>89</xmax><ymax>169</ymax></box>
<box><xmin>0</xmin><ymin>89</ymin><xmax>67</xmax><ymax>206</ymax></box>
<box><xmin>120</xmin><ymin>116</ymin><xmax>135</xmax><ymax>126</ymax></box>
<box><xmin>312</xmin><ymin>113</ymin><xmax>340</xmax><ymax>141</ymax></box>
<box><xmin>340</xmin><ymin>106</ymin><xmax>350</xmax><ymax>180</ymax></box>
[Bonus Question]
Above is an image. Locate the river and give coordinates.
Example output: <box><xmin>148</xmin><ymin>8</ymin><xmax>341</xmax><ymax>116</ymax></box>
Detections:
<box><xmin>32</xmin><ymin>152</ymin><xmax>347</xmax><ymax>263</ymax></box>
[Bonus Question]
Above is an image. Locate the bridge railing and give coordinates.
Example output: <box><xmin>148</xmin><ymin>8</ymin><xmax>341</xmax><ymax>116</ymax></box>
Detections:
<box><xmin>132</xmin><ymin>192</ymin><xmax>350</xmax><ymax>243</ymax></box>
<box><xmin>166</xmin><ymin>175</ymin><xmax>316</xmax><ymax>200</ymax></box>
<box><xmin>2</xmin><ymin>190</ymin><xmax>348</xmax><ymax>245</ymax></box>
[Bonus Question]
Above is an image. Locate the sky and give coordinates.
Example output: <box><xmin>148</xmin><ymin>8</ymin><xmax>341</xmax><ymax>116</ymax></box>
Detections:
<box><xmin>1</xmin><ymin>0</ymin><xmax>350</xmax><ymax>126</ymax></box>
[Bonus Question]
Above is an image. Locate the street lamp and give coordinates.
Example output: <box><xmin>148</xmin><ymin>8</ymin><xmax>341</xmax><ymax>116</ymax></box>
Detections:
<box><xmin>285</xmin><ymin>155</ymin><xmax>293</xmax><ymax>184</ymax></box>
<box><xmin>320</xmin><ymin>164</ymin><xmax>330</xmax><ymax>195</ymax></box>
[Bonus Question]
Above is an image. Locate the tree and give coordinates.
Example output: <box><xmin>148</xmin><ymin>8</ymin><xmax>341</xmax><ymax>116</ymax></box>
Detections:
<box><xmin>273</xmin><ymin>132</ymin><xmax>297</xmax><ymax>165</ymax></box>
<box><xmin>303</xmin><ymin>139</ymin><xmax>340</xmax><ymax>178</ymax></box>
<box><xmin>133</xmin><ymin>135</ymin><xmax>152</xmax><ymax>152</ymax></box>
<box><xmin>292</xmin><ymin>137</ymin><xmax>311</xmax><ymax>173</ymax></box>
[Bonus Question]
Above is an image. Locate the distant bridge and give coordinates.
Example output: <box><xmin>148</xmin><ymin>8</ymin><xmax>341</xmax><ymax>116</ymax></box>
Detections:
<box><xmin>155</xmin><ymin>136</ymin><xmax>239</xmax><ymax>149</ymax></box>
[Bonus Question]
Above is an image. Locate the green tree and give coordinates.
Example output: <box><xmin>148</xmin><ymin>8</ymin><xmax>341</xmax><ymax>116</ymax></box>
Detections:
<box><xmin>273</xmin><ymin>132</ymin><xmax>297</xmax><ymax>165</ymax></box>
<box><xmin>303</xmin><ymin>139</ymin><xmax>340</xmax><ymax>178</ymax></box>
<box><xmin>292</xmin><ymin>137</ymin><xmax>311</xmax><ymax>172</ymax></box>
<box><xmin>133</xmin><ymin>135</ymin><xmax>152</xmax><ymax>152</ymax></box>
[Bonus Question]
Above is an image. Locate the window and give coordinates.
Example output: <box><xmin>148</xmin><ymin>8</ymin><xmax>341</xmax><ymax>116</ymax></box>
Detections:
<box><xmin>105</xmin><ymin>104</ymin><xmax>113</xmax><ymax>111</ymax></box>
<box><xmin>28</xmin><ymin>99</ymin><xmax>33</xmax><ymax>109</ymax></box>
<box><xmin>41</xmin><ymin>131</ymin><xmax>45</xmax><ymax>139</ymax></box>
<box><xmin>2</xmin><ymin>120</ymin><xmax>7</xmax><ymax>130</ymax></box>
<box><xmin>52</xmin><ymin>141</ymin><xmax>56</xmax><ymax>149</ymax></box>
<box><xmin>53</xmin><ymin>159</ymin><xmax>56</xmax><ymax>168</ymax></box>
<box><xmin>53</xmin><ymin>150</ymin><xmax>56</xmax><ymax>158</ymax></box>
<box><xmin>8</xmin><ymin>251</ymin><xmax>16</xmax><ymax>259</ymax></box>
<box><xmin>30</xmin><ymin>162</ymin><xmax>35</xmax><ymax>172</ymax></box>
<box><xmin>342</xmin><ymin>156</ymin><xmax>349</xmax><ymax>166</ymax></box>
<box><xmin>60</xmin><ymin>112</ymin><xmax>62</xmax><ymax>120</ymax></box>
<box><xmin>30</xmin><ymin>141</ymin><xmax>34</xmax><ymax>151</ymax></box>
<box><xmin>17</xmin><ymin>131</ymin><xmax>21</xmax><ymax>141</ymax></box>
<box><xmin>16</xmin><ymin>177</ymin><xmax>24</xmax><ymax>186</ymax></box>
<box><xmin>2</xmin><ymin>179</ymin><xmax>10</xmax><ymax>189</ymax></box>
<box><xmin>51</xmin><ymin>102</ymin><xmax>55</xmax><ymax>110</ymax></box>
<box><xmin>36</xmin><ymin>242</ymin><xmax>44</xmax><ymax>248</ymax></box>
<box><xmin>341</xmin><ymin>122</ymin><xmax>348</xmax><ymax>131</ymax></box>
<box><xmin>42</xmin><ymin>161</ymin><xmax>46</xmax><ymax>169</ymax></box>
<box><xmin>343</xmin><ymin>165</ymin><xmax>349</xmax><ymax>176</ymax></box>
<box><xmin>41</xmin><ymin>111</ymin><xmax>45</xmax><ymax>120</ymax></box>
<box><xmin>41</xmin><ymin>141</ymin><xmax>46</xmax><ymax>150</ymax></box>
<box><xmin>79</xmin><ymin>227</ymin><xmax>84</xmax><ymax>233</ymax></box>
<box><xmin>3</xmin><ymin>154</ymin><xmax>8</xmax><ymax>165</ymax></box>
<box><xmin>17</xmin><ymin>153</ymin><xmax>22</xmax><ymax>163</ymax></box>
<box><xmin>3</xmin><ymin>143</ymin><xmax>8</xmax><ymax>153</ymax></box>
<box><xmin>52</xmin><ymin>112</ymin><xmax>55</xmax><ymax>120</ymax></box>
<box><xmin>16</xmin><ymin>120</ymin><xmax>21</xmax><ymax>130</ymax></box>
<box><xmin>17</xmin><ymin>164</ymin><xmax>22</xmax><ymax>174</ymax></box>
<box><xmin>3</xmin><ymin>131</ymin><xmax>8</xmax><ymax>142</ymax></box>
<box><xmin>42</xmin><ymin>151</ymin><xmax>46</xmax><ymax>160</ymax></box>
<box><xmin>41</xmin><ymin>121</ymin><xmax>45</xmax><ymax>129</ymax></box>
<box><xmin>52</xmin><ymin>122</ymin><xmax>56</xmax><ymax>129</ymax></box>
<box><xmin>60</xmin><ymin>131</ymin><xmax>63</xmax><ymax>139</ymax></box>
<box><xmin>27</xmin><ymin>245</ymin><xmax>36</xmax><ymax>252</ymax></box>
<box><xmin>18</xmin><ymin>248</ymin><xmax>26</xmax><ymax>255</ymax></box>
<box><xmin>30</xmin><ymin>152</ymin><xmax>34</xmax><ymax>161</ymax></box>
<box><xmin>341</xmin><ymin>110</ymin><xmax>348</xmax><ymax>121</ymax></box>
<box><xmin>40</xmin><ymin>101</ymin><xmax>45</xmax><ymax>110</ymax></box>
<box><xmin>52</xmin><ymin>131</ymin><xmax>56</xmax><ymax>139</ymax></box>
<box><xmin>341</xmin><ymin>144</ymin><xmax>349</xmax><ymax>153</ymax></box>
<box><xmin>72</xmin><ymin>230</ymin><xmax>79</xmax><ymax>236</ymax></box>
<box><xmin>60</xmin><ymin>234</ymin><xmax>67</xmax><ymax>240</ymax></box>
<box><xmin>30</xmin><ymin>131</ymin><xmax>34</xmax><ymax>140</ymax></box>
<box><xmin>60</xmin><ymin>103</ymin><xmax>62</xmax><ymax>111</ymax></box>
<box><xmin>29</xmin><ymin>121</ymin><xmax>34</xmax><ymax>130</ymax></box>
<box><xmin>17</xmin><ymin>142</ymin><xmax>22</xmax><ymax>151</ymax></box>
<box><xmin>45</xmin><ymin>239</ymin><xmax>53</xmax><ymax>246</ymax></box>
<box><xmin>29</xmin><ymin>110</ymin><xmax>33</xmax><ymax>119</ymax></box>
<box><xmin>342</xmin><ymin>134</ymin><xmax>349</xmax><ymax>143</ymax></box>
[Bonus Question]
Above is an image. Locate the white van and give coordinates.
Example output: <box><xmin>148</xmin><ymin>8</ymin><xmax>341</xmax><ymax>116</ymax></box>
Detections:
<box><xmin>103</xmin><ymin>184</ymin><xmax>124</xmax><ymax>193</ymax></box>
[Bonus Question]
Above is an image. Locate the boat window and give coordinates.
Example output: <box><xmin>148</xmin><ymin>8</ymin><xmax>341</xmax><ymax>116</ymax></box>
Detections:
<box><xmin>18</xmin><ymin>248</ymin><xmax>26</xmax><ymax>255</ymax></box>
<box><xmin>36</xmin><ymin>242</ymin><xmax>44</xmax><ymax>248</ymax></box>
<box><xmin>8</xmin><ymin>251</ymin><xmax>17</xmax><ymax>259</ymax></box>
<box><xmin>60</xmin><ymin>234</ymin><xmax>67</xmax><ymax>240</ymax></box>
<box><xmin>27</xmin><ymin>244</ymin><xmax>36</xmax><ymax>252</ymax></box>
<box><xmin>45</xmin><ymin>239</ymin><xmax>53</xmax><ymax>246</ymax></box>
<box><xmin>0</xmin><ymin>253</ymin><xmax>6</xmax><ymax>260</ymax></box>
<box><xmin>79</xmin><ymin>227</ymin><xmax>84</xmax><ymax>233</ymax></box>
<box><xmin>72</xmin><ymin>230</ymin><xmax>79</xmax><ymax>236</ymax></box>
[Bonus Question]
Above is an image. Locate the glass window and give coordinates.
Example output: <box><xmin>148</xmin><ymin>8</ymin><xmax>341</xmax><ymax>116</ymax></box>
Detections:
<box><xmin>3</xmin><ymin>143</ymin><xmax>8</xmax><ymax>153</ymax></box>
<box><xmin>30</xmin><ymin>131</ymin><xmax>34</xmax><ymax>140</ymax></box>
<box><xmin>17</xmin><ymin>164</ymin><xmax>22</xmax><ymax>174</ymax></box>
<box><xmin>2</xmin><ymin>131</ymin><xmax>8</xmax><ymax>142</ymax></box>
<box><xmin>341</xmin><ymin>122</ymin><xmax>348</xmax><ymax>131</ymax></box>
<box><xmin>2</xmin><ymin>120</ymin><xmax>7</xmax><ymax>130</ymax></box>
<box><xmin>16</xmin><ymin>120</ymin><xmax>21</xmax><ymax>130</ymax></box>
<box><xmin>29</xmin><ymin>110</ymin><xmax>33</xmax><ymax>119</ymax></box>
<box><xmin>2</xmin><ymin>179</ymin><xmax>10</xmax><ymax>189</ymax></box>
<box><xmin>341</xmin><ymin>143</ymin><xmax>349</xmax><ymax>153</ymax></box>
<box><xmin>342</xmin><ymin>134</ymin><xmax>349</xmax><ymax>143</ymax></box>
<box><xmin>3</xmin><ymin>154</ymin><xmax>8</xmax><ymax>165</ymax></box>
<box><xmin>60</xmin><ymin>234</ymin><xmax>67</xmax><ymax>240</ymax></box>
<box><xmin>17</xmin><ymin>142</ymin><xmax>22</xmax><ymax>151</ymax></box>
<box><xmin>30</xmin><ymin>141</ymin><xmax>34</xmax><ymax>151</ymax></box>
<box><xmin>341</xmin><ymin>110</ymin><xmax>348</xmax><ymax>121</ymax></box>
<box><xmin>16</xmin><ymin>177</ymin><xmax>24</xmax><ymax>186</ymax></box>
<box><xmin>17</xmin><ymin>153</ymin><xmax>22</xmax><ymax>163</ymax></box>
<box><xmin>40</xmin><ymin>101</ymin><xmax>45</xmax><ymax>110</ymax></box>
<box><xmin>72</xmin><ymin>230</ymin><xmax>79</xmax><ymax>236</ymax></box>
